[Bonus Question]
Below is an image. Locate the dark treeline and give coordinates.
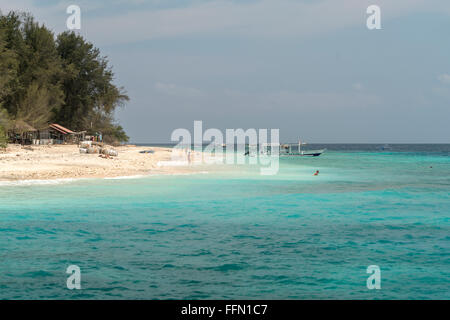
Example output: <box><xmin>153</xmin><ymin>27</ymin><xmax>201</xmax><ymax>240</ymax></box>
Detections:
<box><xmin>0</xmin><ymin>11</ymin><xmax>129</xmax><ymax>146</ymax></box>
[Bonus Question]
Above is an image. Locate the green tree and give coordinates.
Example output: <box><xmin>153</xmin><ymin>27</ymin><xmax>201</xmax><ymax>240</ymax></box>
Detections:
<box><xmin>0</xmin><ymin>20</ymin><xmax>18</xmax><ymax>110</ymax></box>
<box><xmin>0</xmin><ymin>12</ymin><xmax>29</xmax><ymax>117</ymax></box>
<box><xmin>0</xmin><ymin>108</ymin><xmax>9</xmax><ymax>148</ymax></box>
<box><xmin>20</xmin><ymin>15</ymin><xmax>64</xmax><ymax>117</ymax></box>
<box><xmin>0</xmin><ymin>11</ymin><xmax>129</xmax><ymax>143</ymax></box>
<box><xmin>0</xmin><ymin>12</ymin><xmax>64</xmax><ymax>122</ymax></box>
<box><xmin>16</xmin><ymin>82</ymin><xmax>53</xmax><ymax>129</ymax></box>
<box><xmin>0</xmin><ymin>21</ymin><xmax>17</xmax><ymax>147</ymax></box>
<box><xmin>0</xmin><ymin>126</ymin><xmax>7</xmax><ymax>148</ymax></box>
<box><xmin>55</xmin><ymin>32</ymin><xmax>129</xmax><ymax>138</ymax></box>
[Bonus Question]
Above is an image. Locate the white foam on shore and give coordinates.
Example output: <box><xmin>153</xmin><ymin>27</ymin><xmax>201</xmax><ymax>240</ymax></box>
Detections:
<box><xmin>0</xmin><ymin>178</ymin><xmax>80</xmax><ymax>187</ymax></box>
<box><xmin>0</xmin><ymin>174</ymin><xmax>150</xmax><ymax>186</ymax></box>
<box><xmin>151</xmin><ymin>171</ymin><xmax>209</xmax><ymax>176</ymax></box>
<box><xmin>104</xmin><ymin>175</ymin><xmax>147</xmax><ymax>180</ymax></box>
<box><xmin>0</xmin><ymin>171</ymin><xmax>211</xmax><ymax>187</ymax></box>
<box><xmin>157</xmin><ymin>160</ymin><xmax>189</xmax><ymax>167</ymax></box>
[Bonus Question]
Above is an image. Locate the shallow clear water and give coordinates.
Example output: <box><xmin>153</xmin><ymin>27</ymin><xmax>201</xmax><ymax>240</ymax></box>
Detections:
<box><xmin>1</xmin><ymin>145</ymin><xmax>449</xmax><ymax>299</ymax></box>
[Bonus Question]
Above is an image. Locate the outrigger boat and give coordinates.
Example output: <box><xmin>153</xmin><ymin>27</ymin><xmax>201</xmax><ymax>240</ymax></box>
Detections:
<box><xmin>261</xmin><ymin>140</ymin><xmax>326</xmax><ymax>157</ymax></box>
<box><xmin>281</xmin><ymin>141</ymin><xmax>325</xmax><ymax>157</ymax></box>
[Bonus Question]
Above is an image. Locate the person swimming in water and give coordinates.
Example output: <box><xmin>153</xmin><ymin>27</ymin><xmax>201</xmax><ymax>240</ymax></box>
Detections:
<box><xmin>314</xmin><ymin>170</ymin><xmax>319</xmax><ymax>176</ymax></box>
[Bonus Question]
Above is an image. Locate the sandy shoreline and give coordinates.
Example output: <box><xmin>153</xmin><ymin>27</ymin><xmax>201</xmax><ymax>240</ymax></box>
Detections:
<box><xmin>0</xmin><ymin>144</ymin><xmax>204</xmax><ymax>182</ymax></box>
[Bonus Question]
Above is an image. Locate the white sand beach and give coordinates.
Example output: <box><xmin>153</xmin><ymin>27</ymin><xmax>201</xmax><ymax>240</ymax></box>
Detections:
<box><xmin>0</xmin><ymin>144</ymin><xmax>203</xmax><ymax>181</ymax></box>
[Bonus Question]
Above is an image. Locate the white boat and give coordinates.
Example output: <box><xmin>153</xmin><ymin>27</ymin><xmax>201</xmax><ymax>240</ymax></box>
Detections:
<box><xmin>261</xmin><ymin>140</ymin><xmax>326</xmax><ymax>157</ymax></box>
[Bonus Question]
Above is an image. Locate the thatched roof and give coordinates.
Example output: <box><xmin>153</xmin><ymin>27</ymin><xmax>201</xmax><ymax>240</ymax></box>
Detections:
<box><xmin>12</xmin><ymin>120</ymin><xmax>37</xmax><ymax>132</ymax></box>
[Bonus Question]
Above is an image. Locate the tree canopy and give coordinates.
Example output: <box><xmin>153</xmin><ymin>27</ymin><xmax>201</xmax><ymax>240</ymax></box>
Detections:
<box><xmin>0</xmin><ymin>11</ymin><xmax>129</xmax><ymax>144</ymax></box>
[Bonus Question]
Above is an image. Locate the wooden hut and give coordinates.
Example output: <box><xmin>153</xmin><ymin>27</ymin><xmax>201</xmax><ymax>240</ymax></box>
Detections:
<box><xmin>36</xmin><ymin>123</ymin><xmax>84</xmax><ymax>145</ymax></box>
<box><xmin>7</xmin><ymin>120</ymin><xmax>38</xmax><ymax>145</ymax></box>
<box><xmin>8</xmin><ymin>122</ymin><xmax>84</xmax><ymax>145</ymax></box>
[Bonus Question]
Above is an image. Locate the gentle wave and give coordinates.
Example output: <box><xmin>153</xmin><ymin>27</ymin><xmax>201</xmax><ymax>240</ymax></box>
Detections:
<box><xmin>157</xmin><ymin>160</ymin><xmax>189</xmax><ymax>167</ymax></box>
<box><xmin>0</xmin><ymin>178</ymin><xmax>79</xmax><ymax>186</ymax></box>
<box><xmin>104</xmin><ymin>175</ymin><xmax>148</xmax><ymax>180</ymax></box>
<box><xmin>0</xmin><ymin>171</ymin><xmax>211</xmax><ymax>186</ymax></box>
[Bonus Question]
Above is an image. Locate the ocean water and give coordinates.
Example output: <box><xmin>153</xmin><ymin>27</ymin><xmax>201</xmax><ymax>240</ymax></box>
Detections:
<box><xmin>1</xmin><ymin>144</ymin><xmax>449</xmax><ymax>299</ymax></box>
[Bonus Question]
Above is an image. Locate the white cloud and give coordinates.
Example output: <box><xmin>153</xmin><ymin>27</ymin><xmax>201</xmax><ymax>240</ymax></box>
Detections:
<box><xmin>1</xmin><ymin>0</ymin><xmax>448</xmax><ymax>45</ymax></box>
<box><xmin>263</xmin><ymin>90</ymin><xmax>380</xmax><ymax>110</ymax></box>
<box><xmin>438</xmin><ymin>74</ymin><xmax>450</xmax><ymax>85</ymax></box>
<box><xmin>154</xmin><ymin>82</ymin><xmax>205</xmax><ymax>97</ymax></box>
<box><xmin>352</xmin><ymin>83</ymin><xmax>364</xmax><ymax>91</ymax></box>
<box><xmin>82</xmin><ymin>0</ymin><xmax>434</xmax><ymax>45</ymax></box>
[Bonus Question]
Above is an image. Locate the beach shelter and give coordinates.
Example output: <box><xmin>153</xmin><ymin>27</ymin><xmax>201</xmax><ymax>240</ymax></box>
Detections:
<box><xmin>8</xmin><ymin>120</ymin><xmax>38</xmax><ymax>144</ymax></box>
<box><xmin>37</xmin><ymin>123</ymin><xmax>79</xmax><ymax>144</ymax></box>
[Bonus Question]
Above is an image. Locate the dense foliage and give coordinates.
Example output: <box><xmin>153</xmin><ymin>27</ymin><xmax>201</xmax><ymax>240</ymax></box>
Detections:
<box><xmin>0</xmin><ymin>12</ymin><xmax>129</xmax><ymax>144</ymax></box>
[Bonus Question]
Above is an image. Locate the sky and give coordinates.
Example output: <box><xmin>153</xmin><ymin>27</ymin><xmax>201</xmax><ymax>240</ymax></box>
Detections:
<box><xmin>1</xmin><ymin>0</ymin><xmax>450</xmax><ymax>143</ymax></box>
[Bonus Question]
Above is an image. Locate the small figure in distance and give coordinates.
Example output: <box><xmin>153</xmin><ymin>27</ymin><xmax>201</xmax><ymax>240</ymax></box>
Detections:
<box><xmin>187</xmin><ymin>150</ymin><xmax>192</xmax><ymax>164</ymax></box>
<box><xmin>314</xmin><ymin>170</ymin><xmax>319</xmax><ymax>176</ymax></box>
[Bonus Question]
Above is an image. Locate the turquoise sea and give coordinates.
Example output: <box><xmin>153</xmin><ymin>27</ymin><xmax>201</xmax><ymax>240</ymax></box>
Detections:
<box><xmin>1</xmin><ymin>144</ymin><xmax>449</xmax><ymax>299</ymax></box>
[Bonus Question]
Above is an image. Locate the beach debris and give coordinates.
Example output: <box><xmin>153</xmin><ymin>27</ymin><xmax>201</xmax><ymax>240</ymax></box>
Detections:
<box><xmin>100</xmin><ymin>147</ymin><xmax>118</xmax><ymax>157</ymax></box>
<box><xmin>139</xmin><ymin>150</ymin><xmax>154</xmax><ymax>154</ymax></box>
<box><xmin>80</xmin><ymin>141</ymin><xmax>92</xmax><ymax>148</ymax></box>
<box><xmin>79</xmin><ymin>144</ymin><xmax>117</xmax><ymax>156</ymax></box>
<box><xmin>98</xmin><ymin>153</ymin><xmax>114</xmax><ymax>159</ymax></box>
<box><xmin>93</xmin><ymin>142</ymin><xmax>104</xmax><ymax>147</ymax></box>
<box><xmin>87</xmin><ymin>147</ymin><xmax>100</xmax><ymax>154</ymax></box>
